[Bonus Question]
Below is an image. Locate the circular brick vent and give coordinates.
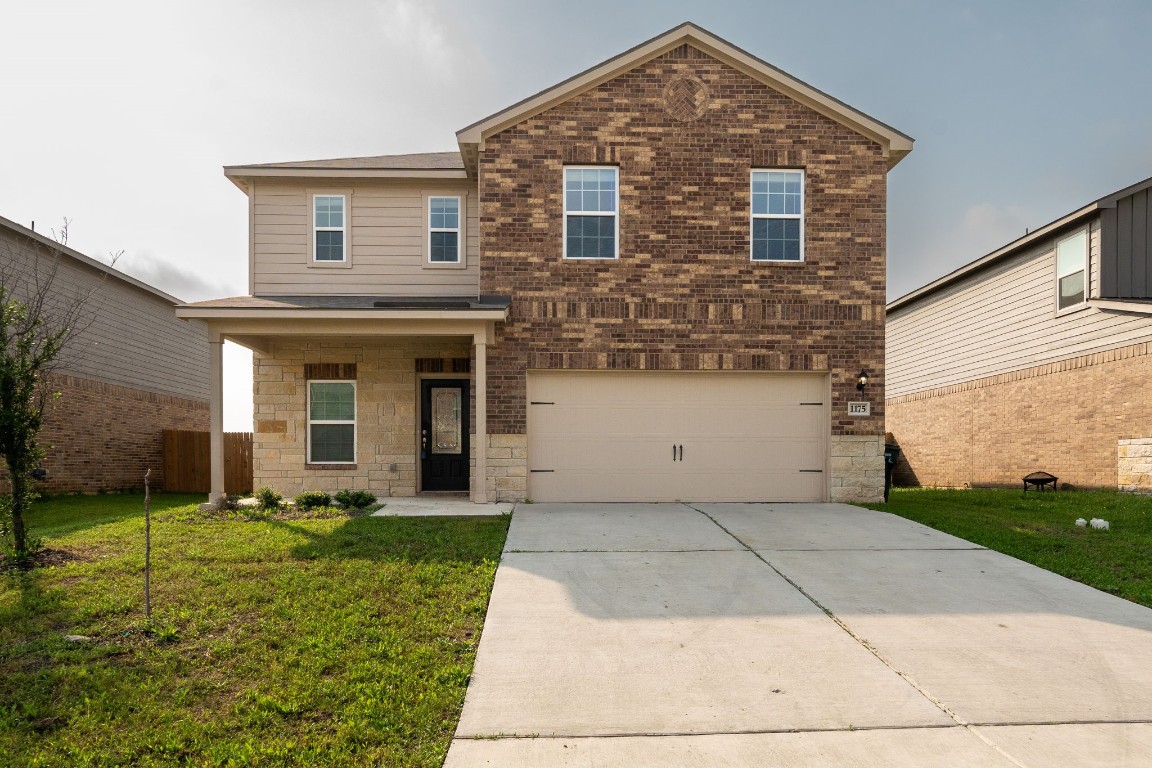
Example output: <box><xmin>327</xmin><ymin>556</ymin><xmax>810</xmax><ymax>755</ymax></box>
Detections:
<box><xmin>663</xmin><ymin>75</ymin><xmax>710</xmax><ymax>122</ymax></box>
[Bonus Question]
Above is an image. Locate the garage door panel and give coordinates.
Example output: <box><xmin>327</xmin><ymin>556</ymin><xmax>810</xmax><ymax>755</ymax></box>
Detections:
<box><xmin>533</xmin><ymin>436</ymin><xmax>677</xmax><ymax>471</ymax></box>
<box><xmin>693</xmin><ymin>407</ymin><xmax>825</xmax><ymax>435</ymax></box>
<box><xmin>690</xmin><ymin>437</ymin><xmax>824</xmax><ymax>471</ymax></box>
<box><xmin>527</xmin><ymin>372</ymin><xmax>828</xmax><ymax>503</ymax></box>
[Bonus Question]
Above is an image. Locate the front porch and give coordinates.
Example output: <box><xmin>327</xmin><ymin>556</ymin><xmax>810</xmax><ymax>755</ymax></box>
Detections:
<box><xmin>176</xmin><ymin>296</ymin><xmax>510</xmax><ymax>505</ymax></box>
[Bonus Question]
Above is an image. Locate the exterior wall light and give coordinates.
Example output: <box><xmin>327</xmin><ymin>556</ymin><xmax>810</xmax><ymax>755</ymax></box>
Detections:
<box><xmin>856</xmin><ymin>370</ymin><xmax>869</xmax><ymax>392</ymax></box>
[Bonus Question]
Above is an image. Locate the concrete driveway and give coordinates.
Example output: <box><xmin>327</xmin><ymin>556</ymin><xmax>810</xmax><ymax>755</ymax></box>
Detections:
<box><xmin>444</xmin><ymin>503</ymin><xmax>1152</xmax><ymax>766</ymax></box>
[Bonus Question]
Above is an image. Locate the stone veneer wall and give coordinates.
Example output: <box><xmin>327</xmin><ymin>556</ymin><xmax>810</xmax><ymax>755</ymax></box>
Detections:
<box><xmin>887</xmin><ymin>341</ymin><xmax>1152</xmax><ymax>489</ymax></box>
<box><xmin>477</xmin><ymin>43</ymin><xmax>888</xmax><ymax>502</ymax></box>
<box><xmin>830</xmin><ymin>435</ymin><xmax>885</xmax><ymax>503</ymax></box>
<box><xmin>253</xmin><ymin>337</ymin><xmax>473</xmax><ymax>497</ymax></box>
<box><xmin>0</xmin><ymin>373</ymin><xmax>209</xmax><ymax>494</ymax></box>
<box><xmin>1118</xmin><ymin>439</ymin><xmax>1152</xmax><ymax>493</ymax></box>
<box><xmin>483</xmin><ymin>434</ymin><xmax>527</xmax><ymax>502</ymax></box>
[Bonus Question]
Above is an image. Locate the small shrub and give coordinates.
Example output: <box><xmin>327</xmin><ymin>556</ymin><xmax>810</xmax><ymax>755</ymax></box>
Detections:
<box><xmin>334</xmin><ymin>490</ymin><xmax>377</xmax><ymax>510</ymax></box>
<box><xmin>254</xmin><ymin>487</ymin><xmax>283</xmax><ymax>511</ymax></box>
<box><xmin>293</xmin><ymin>491</ymin><xmax>331</xmax><ymax>511</ymax></box>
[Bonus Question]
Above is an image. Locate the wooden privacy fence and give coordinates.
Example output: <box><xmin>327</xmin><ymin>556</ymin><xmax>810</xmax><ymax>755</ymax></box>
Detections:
<box><xmin>162</xmin><ymin>430</ymin><xmax>253</xmax><ymax>494</ymax></box>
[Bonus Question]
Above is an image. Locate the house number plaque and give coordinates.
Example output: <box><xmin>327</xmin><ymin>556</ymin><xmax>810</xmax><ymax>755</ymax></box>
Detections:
<box><xmin>848</xmin><ymin>401</ymin><xmax>871</xmax><ymax>416</ymax></box>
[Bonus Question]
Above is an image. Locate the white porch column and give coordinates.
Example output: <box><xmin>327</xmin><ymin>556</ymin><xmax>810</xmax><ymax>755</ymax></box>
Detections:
<box><xmin>472</xmin><ymin>335</ymin><xmax>488</xmax><ymax>503</ymax></box>
<box><xmin>207</xmin><ymin>336</ymin><xmax>227</xmax><ymax>506</ymax></box>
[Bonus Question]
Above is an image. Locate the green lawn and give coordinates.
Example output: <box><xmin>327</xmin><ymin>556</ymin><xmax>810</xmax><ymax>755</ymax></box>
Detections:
<box><xmin>1</xmin><ymin>493</ymin><xmax>509</xmax><ymax>767</ymax></box>
<box><xmin>863</xmin><ymin>487</ymin><xmax>1152</xmax><ymax>608</ymax></box>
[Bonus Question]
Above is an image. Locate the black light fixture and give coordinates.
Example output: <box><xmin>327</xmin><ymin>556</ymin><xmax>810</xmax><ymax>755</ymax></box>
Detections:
<box><xmin>856</xmin><ymin>370</ymin><xmax>869</xmax><ymax>392</ymax></box>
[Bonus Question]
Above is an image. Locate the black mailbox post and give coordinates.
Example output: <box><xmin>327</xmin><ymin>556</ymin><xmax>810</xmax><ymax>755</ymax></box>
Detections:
<box><xmin>883</xmin><ymin>444</ymin><xmax>901</xmax><ymax>502</ymax></box>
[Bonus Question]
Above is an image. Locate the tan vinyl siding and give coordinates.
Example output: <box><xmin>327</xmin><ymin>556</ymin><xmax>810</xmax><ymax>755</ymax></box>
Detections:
<box><xmin>251</xmin><ymin>179</ymin><xmax>480</xmax><ymax>296</ymax></box>
<box><xmin>0</xmin><ymin>228</ymin><xmax>210</xmax><ymax>402</ymax></box>
<box><xmin>887</xmin><ymin>217</ymin><xmax>1152</xmax><ymax>398</ymax></box>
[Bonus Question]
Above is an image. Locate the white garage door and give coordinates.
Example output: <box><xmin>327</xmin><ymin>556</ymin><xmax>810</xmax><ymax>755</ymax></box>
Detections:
<box><xmin>526</xmin><ymin>371</ymin><xmax>828</xmax><ymax>502</ymax></box>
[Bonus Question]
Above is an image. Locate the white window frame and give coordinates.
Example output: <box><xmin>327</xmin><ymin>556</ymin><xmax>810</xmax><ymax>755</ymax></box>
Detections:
<box><xmin>563</xmin><ymin>166</ymin><xmax>620</xmax><ymax>260</ymax></box>
<box><xmin>1055</xmin><ymin>228</ymin><xmax>1088</xmax><ymax>313</ymax></box>
<box><xmin>307</xmin><ymin>380</ymin><xmax>356</xmax><ymax>464</ymax></box>
<box><xmin>750</xmin><ymin>169</ymin><xmax>805</xmax><ymax>263</ymax></box>
<box><xmin>426</xmin><ymin>194</ymin><xmax>463</xmax><ymax>266</ymax></box>
<box><xmin>311</xmin><ymin>193</ymin><xmax>347</xmax><ymax>265</ymax></box>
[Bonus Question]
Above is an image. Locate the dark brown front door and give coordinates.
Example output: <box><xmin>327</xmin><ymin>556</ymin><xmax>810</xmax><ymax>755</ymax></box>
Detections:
<box><xmin>420</xmin><ymin>379</ymin><xmax>470</xmax><ymax>492</ymax></box>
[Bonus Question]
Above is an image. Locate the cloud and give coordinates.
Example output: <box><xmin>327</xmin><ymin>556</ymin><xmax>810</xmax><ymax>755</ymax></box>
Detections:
<box><xmin>960</xmin><ymin>203</ymin><xmax>1031</xmax><ymax>249</ymax></box>
<box><xmin>890</xmin><ymin>201</ymin><xmax>1033</xmax><ymax>300</ymax></box>
<box><xmin>103</xmin><ymin>251</ymin><xmax>230</xmax><ymax>303</ymax></box>
<box><xmin>374</xmin><ymin>0</ymin><xmax>479</xmax><ymax>80</ymax></box>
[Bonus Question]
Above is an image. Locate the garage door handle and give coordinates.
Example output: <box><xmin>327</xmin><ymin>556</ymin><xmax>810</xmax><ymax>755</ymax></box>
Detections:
<box><xmin>678</xmin><ymin>444</ymin><xmax>683</xmax><ymax>461</ymax></box>
<box><xmin>671</xmin><ymin>444</ymin><xmax>684</xmax><ymax>461</ymax></box>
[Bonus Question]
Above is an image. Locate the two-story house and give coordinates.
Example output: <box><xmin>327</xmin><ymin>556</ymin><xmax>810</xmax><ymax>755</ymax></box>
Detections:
<box><xmin>887</xmin><ymin>175</ymin><xmax>1152</xmax><ymax>491</ymax></box>
<box><xmin>178</xmin><ymin>22</ymin><xmax>913</xmax><ymax>505</ymax></box>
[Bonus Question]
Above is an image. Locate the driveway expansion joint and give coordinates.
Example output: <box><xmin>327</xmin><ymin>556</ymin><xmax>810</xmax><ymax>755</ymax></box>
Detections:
<box><xmin>503</xmin><ymin>548</ymin><xmax>742</xmax><ymax>554</ymax></box>
<box><xmin>455</xmin><ymin>722</ymin><xmax>969</xmax><ymax>741</ymax></box>
<box><xmin>683</xmin><ymin>503</ymin><xmax>1034</xmax><ymax>768</ymax></box>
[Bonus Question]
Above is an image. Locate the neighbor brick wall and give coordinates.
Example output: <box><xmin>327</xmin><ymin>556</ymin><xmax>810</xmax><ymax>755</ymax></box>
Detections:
<box><xmin>886</xmin><ymin>341</ymin><xmax>1152</xmax><ymax>489</ymax></box>
<box><xmin>478</xmin><ymin>43</ymin><xmax>888</xmax><ymax>452</ymax></box>
<box><xmin>0</xmin><ymin>373</ymin><xmax>209</xmax><ymax>494</ymax></box>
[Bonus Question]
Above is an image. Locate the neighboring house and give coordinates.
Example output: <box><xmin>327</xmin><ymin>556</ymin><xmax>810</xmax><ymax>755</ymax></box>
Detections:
<box><xmin>886</xmin><ymin>175</ymin><xmax>1152</xmax><ymax>491</ymax></box>
<box><xmin>177</xmin><ymin>22</ymin><xmax>913</xmax><ymax>504</ymax></box>
<box><xmin>0</xmin><ymin>215</ymin><xmax>210</xmax><ymax>493</ymax></box>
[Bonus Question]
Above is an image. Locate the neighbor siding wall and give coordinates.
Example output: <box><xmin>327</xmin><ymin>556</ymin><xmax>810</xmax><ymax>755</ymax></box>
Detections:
<box><xmin>887</xmin><ymin>341</ymin><xmax>1152</xmax><ymax>489</ymax></box>
<box><xmin>250</xmin><ymin>179</ymin><xmax>480</xmax><ymax>297</ymax></box>
<box><xmin>887</xmin><ymin>220</ymin><xmax>1152</xmax><ymax>399</ymax></box>
<box><xmin>0</xmin><ymin>226</ymin><xmax>210</xmax><ymax>401</ymax></box>
<box><xmin>478</xmin><ymin>43</ymin><xmax>889</xmax><ymax>506</ymax></box>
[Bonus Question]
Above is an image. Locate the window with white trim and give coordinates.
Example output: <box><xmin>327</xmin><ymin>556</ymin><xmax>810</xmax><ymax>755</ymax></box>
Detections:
<box><xmin>308</xmin><ymin>381</ymin><xmax>356</xmax><ymax>463</ymax></box>
<box><xmin>564</xmin><ymin>167</ymin><xmax>618</xmax><ymax>259</ymax></box>
<box><xmin>428</xmin><ymin>196</ymin><xmax>461</xmax><ymax>263</ymax></box>
<box><xmin>1056</xmin><ymin>229</ymin><xmax>1087</xmax><ymax>311</ymax></box>
<box><xmin>751</xmin><ymin>170</ymin><xmax>804</xmax><ymax>262</ymax></box>
<box><xmin>313</xmin><ymin>195</ymin><xmax>346</xmax><ymax>262</ymax></box>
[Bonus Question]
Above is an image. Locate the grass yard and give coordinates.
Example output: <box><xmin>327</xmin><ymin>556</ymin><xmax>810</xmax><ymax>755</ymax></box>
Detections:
<box><xmin>863</xmin><ymin>487</ymin><xmax>1152</xmax><ymax>608</ymax></box>
<box><xmin>0</xmin><ymin>493</ymin><xmax>509</xmax><ymax>767</ymax></box>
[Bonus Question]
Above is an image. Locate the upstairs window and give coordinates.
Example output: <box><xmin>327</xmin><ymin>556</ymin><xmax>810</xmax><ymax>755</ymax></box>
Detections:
<box><xmin>313</xmin><ymin>194</ymin><xmax>346</xmax><ymax>262</ymax></box>
<box><xmin>751</xmin><ymin>170</ymin><xmax>804</xmax><ymax>262</ymax></box>
<box><xmin>1056</xmin><ymin>229</ymin><xmax>1087</xmax><ymax>311</ymax></box>
<box><xmin>564</xmin><ymin>167</ymin><xmax>618</xmax><ymax>259</ymax></box>
<box><xmin>428</xmin><ymin>196</ymin><xmax>461</xmax><ymax>263</ymax></box>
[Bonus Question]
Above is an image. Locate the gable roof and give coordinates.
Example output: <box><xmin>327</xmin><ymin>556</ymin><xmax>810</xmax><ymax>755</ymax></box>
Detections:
<box><xmin>0</xmin><ymin>213</ymin><xmax>182</xmax><ymax>305</ymax></box>
<box><xmin>456</xmin><ymin>22</ymin><xmax>914</xmax><ymax>175</ymax></box>
<box><xmin>224</xmin><ymin>152</ymin><xmax>468</xmax><ymax>191</ymax></box>
<box><xmin>887</xmin><ymin>174</ymin><xmax>1152</xmax><ymax>314</ymax></box>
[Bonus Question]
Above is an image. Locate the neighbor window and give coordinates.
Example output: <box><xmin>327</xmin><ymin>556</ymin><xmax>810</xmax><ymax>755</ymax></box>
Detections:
<box><xmin>428</xmin><ymin>196</ymin><xmax>461</xmax><ymax>263</ymax></box>
<box><xmin>308</xmin><ymin>381</ymin><xmax>356</xmax><ymax>463</ymax></box>
<box><xmin>1056</xmin><ymin>229</ymin><xmax>1087</xmax><ymax>311</ymax></box>
<box><xmin>564</xmin><ymin>167</ymin><xmax>618</xmax><ymax>259</ymax></box>
<box><xmin>313</xmin><ymin>195</ymin><xmax>346</xmax><ymax>262</ymax></box>
<box><xmin>751</xmin><ymin>170</ymin><xmax>804</xmax><ymax>261</ymax></box>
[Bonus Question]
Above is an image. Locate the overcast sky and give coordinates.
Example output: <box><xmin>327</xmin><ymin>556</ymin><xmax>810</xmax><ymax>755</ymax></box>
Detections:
<box><xmin>4</xmin><ymin>0</ymin><xmax>1150</xmax><ymax>430</ymax></box>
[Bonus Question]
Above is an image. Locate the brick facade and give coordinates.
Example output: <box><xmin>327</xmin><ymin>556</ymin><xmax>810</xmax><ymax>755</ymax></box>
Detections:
<box><xmin>1</xmin><ymin>373</ymin><xmax>209</xmax><ymax>494</ymax></box>
<box><xmin>478</xmin><ymin>44</ymin><xmax>888</xmax><ymax>465</ymax></box>
<box><xmin>886</xmin><ymin>341</ymin><xmax>1152</xmax><ymax>489</ymax></box>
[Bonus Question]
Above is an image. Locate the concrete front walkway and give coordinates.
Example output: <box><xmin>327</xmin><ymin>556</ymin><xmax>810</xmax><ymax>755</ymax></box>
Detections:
<box><xmin>445</xmin><ymin>502</ymin><xmax>1152</xmax><ymax>767</ymax></box>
